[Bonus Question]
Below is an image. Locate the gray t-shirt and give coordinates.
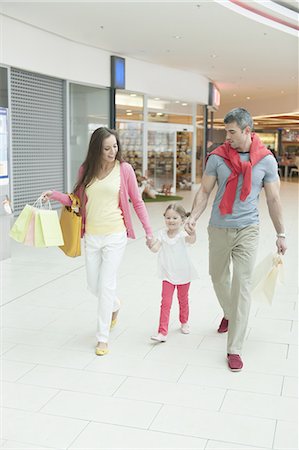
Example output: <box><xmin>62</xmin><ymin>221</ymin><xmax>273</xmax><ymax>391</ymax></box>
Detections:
<box><xmin>205</xmin><ymin>153</ymin><xmax>278</xmax><ymax>228</ymax></box>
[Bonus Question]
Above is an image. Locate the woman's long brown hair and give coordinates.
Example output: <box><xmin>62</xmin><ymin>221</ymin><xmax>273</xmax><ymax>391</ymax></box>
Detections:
<box><xmin>73</xmin><ymin>127</ymin><xmax>123</xmax><ymax>203</ymax></box>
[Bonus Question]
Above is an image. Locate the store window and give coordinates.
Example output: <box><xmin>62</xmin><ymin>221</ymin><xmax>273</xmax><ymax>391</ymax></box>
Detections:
<box><xmin>116</xmin><ymin>90</ymin><xmax>144</xmax><ymax>173</ymax></box>
<box><xmin>69</xmin><ymin>83</ymin><xmax>109</xmax><ymax>187</ymax></box>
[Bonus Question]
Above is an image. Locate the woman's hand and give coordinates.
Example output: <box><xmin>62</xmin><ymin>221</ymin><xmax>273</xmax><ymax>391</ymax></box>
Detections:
<box><xmin>146</xmin><ymin>236</ymin><xmax>154</xmax><ymax>249</ymax></box>
<box><xmin>41</xmin><ymin>190</ymin><xmax>53</xmax><ymax>201</ymax></box>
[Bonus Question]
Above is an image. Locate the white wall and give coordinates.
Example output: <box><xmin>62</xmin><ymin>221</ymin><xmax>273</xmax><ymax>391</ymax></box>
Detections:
<box><xmin>0</xmin><ymin>15</ymin><xmax>209</xmax><ymax>103</ymax></box>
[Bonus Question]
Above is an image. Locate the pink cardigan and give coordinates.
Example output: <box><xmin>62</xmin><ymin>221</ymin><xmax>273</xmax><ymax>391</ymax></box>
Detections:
<box><xmin>51</xmin><ymin>162</ymin><xmax>153</xmax><ymax>239</ymax></box>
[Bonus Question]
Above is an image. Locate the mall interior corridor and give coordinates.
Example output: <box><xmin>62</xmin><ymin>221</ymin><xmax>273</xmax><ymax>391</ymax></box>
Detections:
<box><xmin>1</xmin><ymin>180</ymin><xmax>297</xmax><ymax>450</ymax></box>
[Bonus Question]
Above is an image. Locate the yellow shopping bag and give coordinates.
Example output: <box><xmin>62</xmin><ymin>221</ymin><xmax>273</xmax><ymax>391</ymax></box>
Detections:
<box><xmin>9</xmin><ymin>204</ymin><xmax>33</xmax><ymax>243</ymax></box>
<box><xmin>251</xmin><ymin>253</ymin><xmax>284</xmax><ymax>305</ymax></box>
<box><xmin>35</xmin><ymin>208</ymin><xmax>64</xmax><ymax>247</ymax></box>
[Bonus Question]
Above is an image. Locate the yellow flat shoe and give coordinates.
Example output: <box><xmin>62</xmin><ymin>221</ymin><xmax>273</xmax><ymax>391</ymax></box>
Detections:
<box><xmin>95</xmin><ymin>346</ymin><xmax>109</xmax><ymax>356</ymax></box>
<box><xmin>110</xmin><ymin>318</ymin><xmax>117</xmax><ymax>330</ymax></box>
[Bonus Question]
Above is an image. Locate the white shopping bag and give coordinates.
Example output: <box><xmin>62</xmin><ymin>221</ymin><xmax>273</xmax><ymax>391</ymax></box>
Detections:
<box><xmin>251</xmin><ymin>253</ymin><xmax>284</xmax><ymax>305</ymax></box>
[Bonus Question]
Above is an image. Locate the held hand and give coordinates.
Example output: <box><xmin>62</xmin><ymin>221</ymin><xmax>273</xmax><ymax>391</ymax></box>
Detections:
<box><xmin>184</xmin><ymin>217</ymin><xmax>196</xmax><ymax>235</ymax></box>
<box><xmin>41</xmin><ymin>190</ymin><xmax>53</xmax><ymax>201</ymax></box>
<box><xmin>276</xmin><ymin>237</ymin><xmax>287</xmax><ymax>255</ymax></box>
<box><xmin>146</xmin><ymin>236</ymin><xmax>154</xmax><ymax>249</ymax></box>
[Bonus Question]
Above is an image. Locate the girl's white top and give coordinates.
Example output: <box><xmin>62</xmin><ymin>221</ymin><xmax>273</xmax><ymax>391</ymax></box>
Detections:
<box><xmin>157</xmin><ymin>229</ymin><xmax>198</xmax><ymax>284</ymax></box>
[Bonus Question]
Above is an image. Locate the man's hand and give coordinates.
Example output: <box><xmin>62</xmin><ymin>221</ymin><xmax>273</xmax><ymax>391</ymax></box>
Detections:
<box><xmin>185</xmin><ymin>217</ymin><xmax>196</xmax><ymax>235</ymax></box>
<box><xmin>276</xmin><ymin>237</ymin><xmax>287</xmax><ymax>255</ymax></box>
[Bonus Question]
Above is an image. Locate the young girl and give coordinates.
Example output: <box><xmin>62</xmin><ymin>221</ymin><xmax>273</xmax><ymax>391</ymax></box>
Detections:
<box><xmin>150</xmin><ymin>203</ymin><xmax>197</xmax><ymax>342</ymax></box>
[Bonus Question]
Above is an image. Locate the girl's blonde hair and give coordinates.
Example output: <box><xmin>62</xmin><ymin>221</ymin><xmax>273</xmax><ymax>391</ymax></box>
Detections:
<box><xmin>163</xmin><ymin>203</ymin><xmax>190</xmax><ymax>220</ymax></box>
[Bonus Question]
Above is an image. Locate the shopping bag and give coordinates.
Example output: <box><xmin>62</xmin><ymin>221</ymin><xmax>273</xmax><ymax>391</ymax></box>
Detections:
<box><xmin>59</xmin><ymin>193</ymin><xmax>82</xmax><ymax>257</ymax></box>
<box><xmin>24</xmin><ymin>209</ymin><xmax>36</xmax><ymax>246</ymax></box>
<box><xmin>251</xmin><ymin>253</ymin><xmax>284</xmax><ymax>305</ymax></box>
<box><xmin>9</xmin><ymin>204</ymin><xmax>33</xmax><ymax>243</ymax></box>
<box><xmin>35</xmin><ymin>208</ymin><xmax>64</xmax><ymax>247</ymax></box>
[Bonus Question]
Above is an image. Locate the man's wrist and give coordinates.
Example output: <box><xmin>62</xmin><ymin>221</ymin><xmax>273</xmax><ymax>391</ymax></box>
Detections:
<box><xmin>276</xmin><ymin>233</ymin><xmax>286</xmax><ymax>238</ymax></box>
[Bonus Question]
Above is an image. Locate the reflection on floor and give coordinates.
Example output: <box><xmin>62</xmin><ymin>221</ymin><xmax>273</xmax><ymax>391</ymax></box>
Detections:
<box><xmin>1</xmin><ymin>181</ymin><xmax>298</xmax><ymax>449</ymax></box>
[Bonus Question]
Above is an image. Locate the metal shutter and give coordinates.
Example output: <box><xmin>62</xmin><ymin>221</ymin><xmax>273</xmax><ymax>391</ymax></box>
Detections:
<box><xmin>10</xmin><ymin>68</ymin><xmax>65</xmax><ymax>214</ymax></box>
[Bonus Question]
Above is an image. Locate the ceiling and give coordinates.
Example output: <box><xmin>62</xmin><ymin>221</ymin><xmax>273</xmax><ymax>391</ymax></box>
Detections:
<box><xmin>1</xmin><ymin>1</ymin><xmax>298</xmax><ymax>122</ymax></box>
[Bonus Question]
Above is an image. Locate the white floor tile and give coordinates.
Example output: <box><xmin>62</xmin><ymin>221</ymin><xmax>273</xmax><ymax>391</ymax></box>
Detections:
<box><xmin>179</xmin><ymin>364</ymin><xmax>283</xmax><ymax>395</ymax></box>
<box><xmin>2</xmin><ymin>327</ymin><xmax>73</xmax><ymax>349</ymax></box>
<box><xmin>86</xmin><ymin>354</ymin><xmax>186</xmax><ymax>382</ymax></box>
<box><xmin>3</xmin><ymin>344</ymin><xmax>95</xmax><ymax>369</ymax></box>
<box><xmin>1</xmin><ymin>407</ymin><xmax>88</xmax><ymax>449</ymax></box>
<box><xmin>69</xmin><ymin>421</ymin><xmax>207</xmax><ymax>449</ymax></box>
<box><xmin>113</xmin><ymin>376</ymin><xmax>225</xmax><ymax>410</ymax></box>
<box><xmin>41</xmin><ymin>390</ymin><xmax>161</xmax><ymax>429</ymax></box>
<box><xmin>282</xmin><ymin>376</ymin><xmax>298</xmax><ymax>397</ymax></box>
<box><xmin>1</xmin><ymin>381</ymin><xmax>58</xmax><ymax>411</ymax></box>
<box><xmin>206</xmin><ymin>440</ymin><xmax>271</xmax><ymax>450</ymax></box>
<box><xmin>150</xmin><ymin>405</ymin><xmax>276</xmax><ymax>448</ymax></box>
<box><xmin>0</xmin><ymin>360</ymin><xmax>36</xmax><ymax>382</ymax></box>
<box><xmin>1</xmin><ymin>441</ymin><xmax>55</xmax><ymax>449</ymax></box>
<box><xmin>18</xmin><ymin>364</ymin><xmax>126</xmax><ymax>396</ymax></box>
<box><xmin>221</xmin><ymin>389</ymin><xmax>297</xmax><ymax>421</ymax></box>
<box><xmin>273</xmin><ymin>420</ymin><xmax>299</xmax><ymax>449</ymax></box>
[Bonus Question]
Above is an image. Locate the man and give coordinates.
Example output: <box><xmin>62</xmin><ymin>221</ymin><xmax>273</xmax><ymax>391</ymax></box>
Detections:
<box><xmin>185</xmin><ymin>107</ymin><xmax>287</xmax><ymax>371</ymax></box>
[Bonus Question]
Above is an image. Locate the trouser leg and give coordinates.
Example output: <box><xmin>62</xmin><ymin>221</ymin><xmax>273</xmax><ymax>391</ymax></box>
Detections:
<box><xmin>85</xmin><ymin>232</ymin><xmax>127</xmax><ymax>343</ymax></box>
<box><xmin>208</xmin><ymin>226</ymin><xmax>232</xmax><ymax>319</ymax></box>
<box><xmin>228</xmin><ymin>225</ymin><xmax>259</xmax><ymax>354</ymax></box>
<box><xmin>177</xmin><ymin>282</ymin><xmax>190</xmax><ymax>324</ymax></box>
<box><xmin>158</xmin><ymin>281</ymin><xmax>175</xmax><ymax>335</ymax></box>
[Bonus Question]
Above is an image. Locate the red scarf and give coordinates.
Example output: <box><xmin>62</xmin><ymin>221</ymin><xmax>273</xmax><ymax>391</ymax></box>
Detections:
<box><xmin>207</xmin><ymin>133</ymin><xmax>272</xmax><ymax>215</ymax></box>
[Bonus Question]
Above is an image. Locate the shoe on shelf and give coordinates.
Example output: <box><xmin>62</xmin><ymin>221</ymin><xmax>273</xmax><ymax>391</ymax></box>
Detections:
<box><xmin>151</xmin><ymin>333</ymin><xmax>167</xmax><ymax>342</ymax></box>
<box><xmin>218</xmin><ymin>317</ymin><xmax>229</xmax><ymax>333</ymax></box>
<box><xmin>180</xmin><ymin>322</ymin><xmax>190</xmax><ymax>334</ymax></box>
<box><xmin>95</xmin><ymin>343</ymin><xmax>109</xmax><ymax>356</ymax></box>
<box><xmin>227</xmin><ymin>353</ymin><xmax>243</xmax><ymax>371</ymax></box>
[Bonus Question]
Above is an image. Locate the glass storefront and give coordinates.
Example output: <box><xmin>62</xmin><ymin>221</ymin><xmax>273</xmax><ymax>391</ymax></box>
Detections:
<box><xmin>69</xmin><ymin>83</ymin><xmax>109</xmax><ymax>187</ymax></box>
<box><xmin>116</xmin><ymin>90</ymin><xmax>204</xmax><ymax>192</ymax></box>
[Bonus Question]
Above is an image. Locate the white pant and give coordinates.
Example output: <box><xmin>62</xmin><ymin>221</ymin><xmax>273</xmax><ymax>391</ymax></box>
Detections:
<box><xmin>85</xmin><ymin>231</ymin><xmax>127</xmax><ymax>343</ymax></box>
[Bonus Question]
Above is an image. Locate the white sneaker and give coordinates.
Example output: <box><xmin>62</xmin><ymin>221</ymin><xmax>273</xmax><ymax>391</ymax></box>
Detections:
<box><xmin>181</xmin><ymin>323</ymin><xmax>190</xmax><ymax>334</ymax></box>
<box><xmin>151</xmin><ymin>333</ymin><xmax>167</xmax><ymax>342</ymax></box>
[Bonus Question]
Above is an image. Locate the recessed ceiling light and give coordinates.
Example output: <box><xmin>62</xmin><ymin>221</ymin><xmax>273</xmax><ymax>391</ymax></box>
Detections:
<box><xmin>281</xmin><ymin>90</ymin><xmax>284</xmax><ymax>94</ymax></box>
<box><xmin>242</xmin><ymin>68</ymin><xmax>247</xmax><ymax>71</ymax></box>
<box><xmin>126</xmin><ymin>110</ymin><xmax>132</xmax><ymax>112</ymax></box>
<box><xmin>173</xmin><ymin>35</ymin><xmax>182</xmax><ymax>39</ymax></box>
<box><xmin>175</xmin><ymin>100</ymin><xmax>180</xmax><ymax>104</ymax></box>
<box><xmin>233</xmin><ymin>94</ymin><xmax>237</xmax><ymax>97</ymax></box>
<box><xmin>126</xmin><ymin>112</ymin><xmax>133</xmax><ymax>116</ymax></box>
<box><xmin>246</xmin><ymin>96</ymin><xmax>251</xmax><ymax>100</ymax></box>
<box><xmin>210</xmin><ymin>54</ymin><xmax>217</xmax><ymax>58</ymax></box>
<box><xmin>130</xmin><ymin>93</ymin><xmax>137</xmax><ymax>97</ymax></box>
<box><xmin>154</xmin><ymin>97</ymin><xmax>160</xmax><ymax>100</ymax></box>
<box><xmin>182</xmin><ymin>103</ymin><xmax>188</xmax><ymax>106</ymax></box>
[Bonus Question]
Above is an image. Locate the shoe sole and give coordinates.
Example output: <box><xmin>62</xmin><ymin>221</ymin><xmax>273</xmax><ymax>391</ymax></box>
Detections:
<box><xmin>150</xmin><ymin>337</ymin><xmax>167</xmax><ymax>342</ymax></box>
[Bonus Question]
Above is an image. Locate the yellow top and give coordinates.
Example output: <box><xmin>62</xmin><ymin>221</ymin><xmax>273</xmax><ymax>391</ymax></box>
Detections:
<box><xmin>85</xmin><ymin>161</ymin><xmax>125</xmax><ymax>235</ymax></box>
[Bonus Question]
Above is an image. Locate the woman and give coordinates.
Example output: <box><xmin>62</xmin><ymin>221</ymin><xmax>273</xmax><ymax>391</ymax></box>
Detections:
<box><xmin>43</xmin><ymin>127</ymin><xmax>153</xmax><ymax>356</ymax></box>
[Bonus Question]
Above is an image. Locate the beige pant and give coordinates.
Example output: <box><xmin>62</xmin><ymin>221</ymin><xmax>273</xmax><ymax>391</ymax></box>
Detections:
<box><xmin>208</xmin><ymin>225</ymin><xmax>259</xmax><ymax>355</ymax></box>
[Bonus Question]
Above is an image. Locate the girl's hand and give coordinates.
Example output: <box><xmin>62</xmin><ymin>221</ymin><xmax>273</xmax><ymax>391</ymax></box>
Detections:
<box><xmin>41</xmin><ymin>190</ymin><xmax>53</xmax><ymax>201</ymax></box>
<box><xmin>185</xmin><ymin>217</ymin><xmax>196</xmax><ymax>235</ymax></box>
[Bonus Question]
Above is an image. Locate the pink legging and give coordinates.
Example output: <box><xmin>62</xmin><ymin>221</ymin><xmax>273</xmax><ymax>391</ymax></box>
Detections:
<box><xmin>158</xmin><ymin>280</ymin><xmax>190</xmax><ymax>336</ymax></box>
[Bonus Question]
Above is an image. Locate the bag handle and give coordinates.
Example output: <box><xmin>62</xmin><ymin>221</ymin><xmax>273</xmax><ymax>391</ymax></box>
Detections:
<box><xmin>68</xmin><ymin>193</ymin><xmax>81</xmax><ymax>211</ymax></box>
<box><xmin>34</xmin><ymin>194</ymin><xmax>52</xmax><ymax>210</ymax></box>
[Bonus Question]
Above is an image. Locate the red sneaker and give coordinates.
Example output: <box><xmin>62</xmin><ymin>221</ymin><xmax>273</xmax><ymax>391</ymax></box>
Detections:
<box><xmin>227</xmin><ymin>354</ymin><xmax>243</xmax><ymax>371</ymax></box>
<box><xmin>218</xmin><ymin>317</ymin><xmax>228</xmax><ymax>333</ymax></box>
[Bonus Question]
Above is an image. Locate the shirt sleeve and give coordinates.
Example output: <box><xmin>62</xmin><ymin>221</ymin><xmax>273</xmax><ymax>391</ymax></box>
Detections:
<box><xmin>204</xmin><ymin>155</ymin><xmax>218</xmax><ymax>177</ymax></box>
<box><xmin>263</xmin><ymin>155</ymin><xmax>279</xmax><ymax>183</ymax></box>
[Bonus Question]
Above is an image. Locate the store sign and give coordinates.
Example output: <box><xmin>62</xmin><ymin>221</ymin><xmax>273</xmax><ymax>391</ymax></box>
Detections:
<box><xmin>111</xmin><ymin>55</ymin><xmax>126</xmax><ymax>89</ymax></box>
<box><xmin>208</xmin><ymin>82</ymin><xmax>220</xmax><ymax>110</ymax></box>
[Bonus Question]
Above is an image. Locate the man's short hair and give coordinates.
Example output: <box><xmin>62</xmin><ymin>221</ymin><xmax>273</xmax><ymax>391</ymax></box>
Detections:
<box><xmin>224</xmin><ymin>108</ymin><xmax>254</xmax><ymax>130</ymax></box>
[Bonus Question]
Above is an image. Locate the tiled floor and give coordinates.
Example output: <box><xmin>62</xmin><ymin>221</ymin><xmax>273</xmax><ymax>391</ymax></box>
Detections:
<box><xmin>1</xmin><ymin>181</ymin><xmax>298</xmax><ymax>450</ymax></box>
